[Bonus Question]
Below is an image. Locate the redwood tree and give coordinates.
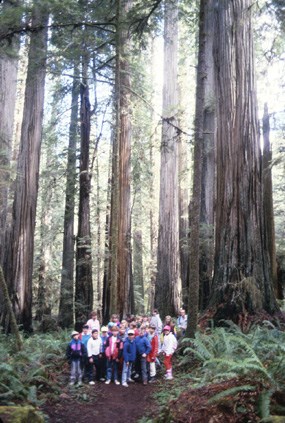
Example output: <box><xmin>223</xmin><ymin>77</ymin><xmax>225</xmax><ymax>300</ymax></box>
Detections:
<box><xmin>155</xmin><ymin>0</ymin><xmax>180</xmax><ymax>318</ymax></box>
<box><xmin>209</xmin><ymin>0</ymin><xmax>278</xmax><ymax>322</ymax></box>
<box><xmin>1</xmin><ymin>3</ymin><xmax>48</xmax><ymax>332</ymax></box>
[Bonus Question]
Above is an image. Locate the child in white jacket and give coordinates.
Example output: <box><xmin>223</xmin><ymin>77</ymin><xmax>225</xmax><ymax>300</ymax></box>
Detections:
<box><xmin>161</xmin><ymin>325</ymin><xmax>177</xmax><ymax>380</ymax></box>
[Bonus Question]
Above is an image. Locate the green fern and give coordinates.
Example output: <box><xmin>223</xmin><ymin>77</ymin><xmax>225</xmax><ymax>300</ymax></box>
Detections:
<box><xmin>207</xmin><ymin>385</ymin><xmax>256</xmax><ymax>404</ymax></box>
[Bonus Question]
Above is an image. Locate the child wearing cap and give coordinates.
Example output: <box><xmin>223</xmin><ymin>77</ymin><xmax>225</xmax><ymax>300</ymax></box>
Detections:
<box><xmin>87</xmin><ymin>329</ymin><xmax>103</xmax><ymax>384</ymax></box>
<box><xmin>161</xmin><ymin>325</ymin><xmax>177</xmax><ymax>380</ymax></box>
<box><xmin>121</xmin><ymin>329</ymin><xmax>137</xmax><ymax>387</ymax></box>
<box><xmin>80</xmin><ymin>325</ymin><xmax>91</xmax><ymax>382</ymax></box>
<box><xmin>66</xmin><ymin>331</ymin><xmax>86</xmax><ymax>385</ymax></box>
<box><xmin>105</xmin><ymin>325</ymin><xmax>123</xmax><ymax>385</ymax></box>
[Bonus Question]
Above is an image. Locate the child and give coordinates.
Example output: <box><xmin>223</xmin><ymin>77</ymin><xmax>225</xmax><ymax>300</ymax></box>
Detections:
<box><xmin>135</xmin><ymin>325</ymin><xmax>151</xmax><ymax>385</ymax></box>
<box><xmin>147</xmin><ymin>324</ymin><xmax>159</xmax><ymax>382</ymax></box>
<box><xmin>86</xmin><ymin>311</ymin><xmax>100</xmax><ymax>333</ymax></box>
<box><xmin>164</xmin><ymin>315</ymin><xmax>177</xmax><ymax>337</ymax></box>
<box><xmin>121</xmin><ymin>329</ymin><xmax>137</xmax><ymax>387</ymax></box>
<box><xmin>87</xmin><ymin>329</ymin><xmax>103</xmax><ymax>384</ymax></box>
<box><xmin>80</xmin><ymin>324</ymin><xmax>91</xmax><ymax>382</ymax></box>
<box><xmin>161</xmin><ymin>325</ymin><xmax>177</xmax><ymax>380</ymax></box>
<box><xmin>99</xmin><ymin>326</ymin><xmax>108</xmax><ymax>381</ymax></box>
<box><xmin>105</xmin><ymin>325</ymin><xmax>123</xmax><ymax>385</ymax></box>
<box><xmin>66</xmin><ymin>330</ymin><xmax>86</xmax><ymax>386</ymax></box>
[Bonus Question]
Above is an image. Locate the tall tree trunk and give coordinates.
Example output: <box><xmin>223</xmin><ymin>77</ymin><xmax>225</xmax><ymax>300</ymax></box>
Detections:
<box><xmin>209</xmin><ymin>0</ymin><xmax>278</xmax><ymax>323</ymax></box>
<box><xmin>75</xmin><ymin>78</ymin><xmax>93</xmax><ymax>323</ymax></box>
<box><xmin>133</xmin><ymin>229</ymin><xmax>144</xmax><ymax>314</ymax></box>
<box><xmin>186</xmin><ymin>0</ymin><xmax>207</xmax><ymax>338</ymax></box>
<box><xmin>0</xmin><ymin>0</ymin><xmax>19</xmax><ymax>265</ymax></box>
<box><xmin>1</xmin><ymin>4</ymin><xmax>48</xmax><ymax>332</ymax></box>
<box><xmin>155</xmin><ymin>0</ymin><xmax>180</xmax><ymax>318</ymax></box>
<box><xmin>262</xmin><ymin>103</ymin><xmax>279</xmax><ymax>298</ymax></box>
<box><xmin>108</xmin><ymin>0</ymin><xmax>132</xmax><ymax>319</ymax></box>
<box><xmin>199</xmin><ymin>0</ymin><xmax>215</xmax><ymax>310</ymax></box>
<box><xmin>58</xmin><ymin>64</ymin><xmax>79</xmax><ymax>328</ymax></box>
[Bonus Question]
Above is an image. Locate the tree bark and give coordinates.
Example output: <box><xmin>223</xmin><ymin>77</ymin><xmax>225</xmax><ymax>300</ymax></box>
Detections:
<box><xmin>199</xmin><ymin>0</ymin><xmax>215</xmax><ymax>311</ymax></box>
<box><xmin>58</xmin><ymin>64</ymin><xmax>79</xmax><ymax>328</ymax></box>
<box><xmin>262</xmin><ymin>103</ymin><xmax>279</xmax><ymax>298</ymax></box>
<box><xmin>186</xmin><ymin>0</ymin><xmax>207</xmax><ymax>338</ymax></box>
<box><xmin>2</xmin><ymin>4</ymin><xmax>48</xmax><ymax>332</ymax></box>
<box><xmin>209</xmin><ymin>0</ymin><xmax>279</xmax><ymax>322</ymax></box>
<box><xmin>155</xmin><ymin>0</ymin><xmax>181</xmax><ymax>318</ymax></box>
<box><xmin>75</xmin><ymin>80</ymin><xmax>93</xmax><ymax>323</ymax></box>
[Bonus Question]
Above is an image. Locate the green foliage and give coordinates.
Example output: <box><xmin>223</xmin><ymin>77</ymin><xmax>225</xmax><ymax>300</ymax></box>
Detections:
<box><xmin>176</xmin><ymin>324</ymin><xmax>285</xmax><ymax>419</ymax></box>
<box><xmin>0</xmin><ymin>331</ymin><xmax>68</xmax><ymax>406</ymax></box>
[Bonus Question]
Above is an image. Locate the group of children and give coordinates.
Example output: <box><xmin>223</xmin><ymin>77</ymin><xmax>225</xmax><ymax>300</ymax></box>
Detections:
<box><xmin>66</xmin><ymin>309</ymin><xmax>184</xmax><ymax>387</ymax></box>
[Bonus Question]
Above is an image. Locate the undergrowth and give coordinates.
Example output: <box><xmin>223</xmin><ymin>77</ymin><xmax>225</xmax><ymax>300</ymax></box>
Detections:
<box><xmin>150</xmin><ymin>321</ymin><xmax>285</xmax><ymax>422</ymax></box>
<box><xmin>0</xmin><ymin>330</ymin><xmax>68</xmax><ymax>407</ymax></box>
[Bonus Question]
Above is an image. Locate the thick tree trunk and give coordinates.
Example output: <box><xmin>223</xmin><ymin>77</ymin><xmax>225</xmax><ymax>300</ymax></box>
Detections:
<box><xmin>199</xmin><ymin>0</ymin><xmax>215</xmax><ymax>310</ymax></box>
<box><xmin>0</xmin><ymin>1</ymin><xmax>19</xmax><ymax>266</ymax></box>
<box><xmin>107</xmin><ymin>0</ymin><xmax>132</xmax><ymax>319</ymax></box>
<box><xmin>1</xmin><ymin>4</ymin><xmax>48</xmax><ymax>332</ymax></box>
<box><xmin>75</xmin><ymin>82</ymin><xmax>93</xmax><ymax>322</ymax></box>
<box><xmin>186</xmin><ymin>0</ymin><xmax>207</xmax><ymax>338</ymax></box>
<box><xmin>155</xmin><ymin>0</ymin><xmax>181</xmax><ymax>318</ymax></box>
<box><xmin>209</xmin><ymin>0</ymin><xmax>278</xmax><ymax>322</ymax></box>
<box><xmin>58</xmin><ymin>65</ymin><xmax>79</xmax><ymax>328</ymax></box>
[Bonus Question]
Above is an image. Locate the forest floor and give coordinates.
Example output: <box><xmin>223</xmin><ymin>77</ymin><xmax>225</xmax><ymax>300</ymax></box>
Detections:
<box><xmin>41</xmin><ymin>369</ymin><xmax>159</xmax><ymax>423</ymax></box>
<box><xmin>40</xmin><ymin>364</ymin><xmax>265</xmax><ymax>423</ymax></box>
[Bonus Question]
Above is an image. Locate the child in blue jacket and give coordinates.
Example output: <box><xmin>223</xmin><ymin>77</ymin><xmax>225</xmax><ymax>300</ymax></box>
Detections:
<box><xmin>135</xmin><ymin>325</ymin><xmax>151</xmax><ymax>385</ymax></box>
<box><xmin>121</xmin><ymin>329</ymin><xmax>136</xmax><ymax>387</ymax></box>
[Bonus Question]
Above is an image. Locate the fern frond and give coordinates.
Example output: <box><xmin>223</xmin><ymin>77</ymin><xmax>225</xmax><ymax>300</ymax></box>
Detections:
<box><xmin>207</xmin><ymin>385</ymin><xmax>256</xmax><ymax>404</ymax></box>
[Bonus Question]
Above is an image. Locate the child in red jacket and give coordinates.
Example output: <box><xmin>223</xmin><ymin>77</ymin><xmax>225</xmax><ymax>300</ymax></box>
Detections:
<box><xmin>147</xmin><ymin>324</ymin><xmax>159</xmax><ymax>382</ymax></box>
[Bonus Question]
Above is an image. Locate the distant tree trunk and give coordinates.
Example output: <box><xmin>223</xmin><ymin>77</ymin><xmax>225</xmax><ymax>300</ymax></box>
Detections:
<box><xmin>262</xmin><ymin>103</ymin><xmax>279</xmax><ymax>298</ymax></box>
<box><xmin>35</xmin><ymin>178</ymin><xmax>53</xmax><ymax>321</ymax></box>
<box><xmin>155</xmin><ymin>0</ymin><xmax>180</xmax><ymax>318</ymax></box>
<box><xmin>58</xmin><ymin>64</ymin><xmax>79</xmax><ymax>328</ymax></box>
<box><xmin>133</xmin><ymin>229</ymin><xmax>144</xmax><ymax>314</ymax></box>
<box><xmin>186</xmin><ymin>0</ymin><xmax>207</xmax><ymax>338</ymax></box>
<box><xmin>0</xmin><ymin>0</ymin><xmax>19</xmax><ymax>265</ymax></box>
<box><xmin>1</xmin><ymin>4</ymin><xmax>48</xmax><ymax>332</ymax></box>
<box><xmin>102</xmin><ymin>145</ymin><xmax>112</xmax><ymax>323</ymax></box>
<box><xmin>75</xmin><ymin>78</ymin><xmax>93</xmax><ymax>323</ymax></box>
<box><xmin>199</xmin><ymin>0</ymin><xmax>215</xmax><ymax>310</ymax></box>
<box><xmin>209</xmin><ymin>0</ymin><xmax>278</xmax><ymax>322</ymax></box>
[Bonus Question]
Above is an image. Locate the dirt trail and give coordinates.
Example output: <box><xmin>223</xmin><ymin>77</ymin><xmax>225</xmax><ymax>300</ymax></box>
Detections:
<box><xmin>42</xmin><ymin>379</ymin><xmax>158</xmax><ymax>423</ymax></box>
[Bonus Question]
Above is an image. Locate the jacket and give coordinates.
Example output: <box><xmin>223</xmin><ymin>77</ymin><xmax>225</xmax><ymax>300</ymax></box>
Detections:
<box><xmin>161</xmin><ymin>332</ymin><xmax>177</xmax><ymax>355</ymax></box>
<box><xmin>135</xmin><ymin>334</ymin><xmax>151</xmax><ymax>355</ymax></box>
<box><xmin>123</xmin><ymin>338</ymin><xmax>137</xmax><ymax>362</ymax></box>
<box><xmin>147</xmin><ymin>334</ymin><xmax>159</xmax><ymax>362</ymax></box>
<box><xmin>105</xmin><ymin>335</ymin><xmax>123</xmax><ymax>360</ymax></box>
<box><xmin>66</xmin><ymin>339</ymin><xmax>86</xmax><ymax>361</ymax></box>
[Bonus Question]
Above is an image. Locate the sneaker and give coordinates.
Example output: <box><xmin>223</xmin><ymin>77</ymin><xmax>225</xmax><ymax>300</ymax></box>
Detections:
<box><xmin>127</xmin><ymin>378</ymin><xmax>135</xmax><ymax>383</ymax></box>
<box><xmin>165</xmin><ymin>375</ymin><xmax>173</xmax><ymax>380</ymax></box>
<box><xmin>143</xmin><ymin>381</ymin><xmax>147</xmax><ymax>386</ymax></box>
<box><xmin>105</xmin><ymin>380</ymin><xmax>111</xmax><ymax>384</ymax></box>
<box><xmin>114</xmin><ymin>380</ymin><xmax>120</xmax><ymax>385</ymax></box>
<box><xmin>133</xmin><ymin>373</ymin><xmax>140</xmax><ymax>379</ymax></box>
<box><xmin>100</xmin><ymin>378</ymin><xmax>105</xmax><ymax>382</ymax></box>
<box><xmin>148</xmin><ymin>378</ymin><xmax>156</xmax><ymax>384</ymax></box>
<box><xmin>69</xmin><ymin>381</ymin><xmax>75</xmax><ymax>386</ymax></box>
<box><xmin>89</xmin><ymin>381</ymin><xmax>95</xmax><ymax>385</ymax></box>
<box><xmin>122</xmin><ymin>382</ymin><xmax>128</xmax><ymax>387</ymax></box>
<box><xmin>77</xmin><ymin>381</ymin><xmax>82</xmax><ymax>386</ymax></box>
